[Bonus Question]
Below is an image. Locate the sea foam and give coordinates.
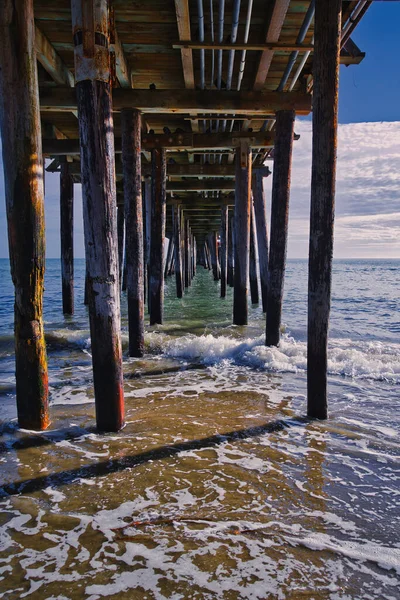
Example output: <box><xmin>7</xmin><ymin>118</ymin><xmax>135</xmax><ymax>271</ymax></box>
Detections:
<box><xmin>147</xmin><ymin>332</ymin><xmax>400</xmax><ymax>384</ymax></box>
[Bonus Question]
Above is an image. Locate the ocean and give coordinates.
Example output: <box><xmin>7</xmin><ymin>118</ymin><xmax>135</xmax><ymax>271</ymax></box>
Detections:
<box><xmin>0</xmin><ymin>257</ymin><xmax>399</xmax><ymax>599</ymax></box>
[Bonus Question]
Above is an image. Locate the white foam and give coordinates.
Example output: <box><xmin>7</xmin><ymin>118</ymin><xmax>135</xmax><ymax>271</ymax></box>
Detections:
<box><xmin>148</xmin><ymin>332</ymin><xmax>400</xmax><ymax>384</ymax></box>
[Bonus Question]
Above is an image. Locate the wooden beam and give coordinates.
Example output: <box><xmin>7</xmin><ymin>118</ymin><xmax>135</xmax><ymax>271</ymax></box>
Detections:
<box><xmin>35</xmin><ymin>25</ymin><xmax>74</xmax><ymax>87</ymax></box>
<box><xmin>253</xmin><ymin>0</ymin><xmax>291</xmax><ymax>91</ymax></box>
<box><xmin>42</xmin><ymin>132</ymin><xmax>275</xmax><ymax>155</ymax></box>
<box><xmin>174</xmin><ymin>0</ymin><xmax>195</xmax><ymax>89</ymax></box>
<box><xmin>39</xmin><ymin>87</ymin><xmax>312</xmax><ymax>115</ymax></box>
<box><xmin>173</xmin><ymin>42</ymin><xmax>314</xmax><ymax>52</ymax></box>
<box><xmin>112</xmin><ymin>31</ymin><xmax>133</xmax><ymax>88</ymax></box>
<box><xmin>167</xmin><ymin>181</ymin><xmax>235</xmax><ymax>192</ymax></box>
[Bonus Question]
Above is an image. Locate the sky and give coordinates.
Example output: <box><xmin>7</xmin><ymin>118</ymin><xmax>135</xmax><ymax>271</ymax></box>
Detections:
<box><xmin>0</xmin><ymin>2</ymin><xmax>399</xmax><ymax>260</ymax></box>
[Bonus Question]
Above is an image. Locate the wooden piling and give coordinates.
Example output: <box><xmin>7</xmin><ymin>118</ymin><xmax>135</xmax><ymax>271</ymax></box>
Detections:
<box><xmin>249</xmin><ymin>205</ymin><xmax>259</xmax><ymax>305</ymax></box>
<box><xmin>220</xmin><ymin>205</ymin><xmax>228</xmax><ymax>298</ymax></box>
<box><xmin>184</xmin><ymin>218</ymin><xmax>191</xmax><ymax>287</ymax></box>
<box><xmin>72</xmin><ymin>0</ymin><xmax>124</xmax><ymax>431</ymax></box>
<box><xmin>165</xmin><ymin>237</ymin><xmax>173</xmax><ymax>277</ymax></box>
<box><xmin>0</xmin><ymin>0</ymin><xmax>49</xmax><ymax>430</ymax></box>
<box><xmin>121</xmin><ymin>108</ymin><xmax>144</xmax><ymax>357</ymax></box>
<box><xmin>253</xmin><ymin>171</ymin><xmax>269</xmax><ymax>312</ymax></box>
<box><xmin>117</xmin><ymin>205</ymin><xmax>125</xmax><ymax>288</ymax></box>
<box><xmin>149</xmin><ymin>148</ymin><xmax>167</xmax><ymax>324</ymax></box>
<box><xmin>60</xmin><ymin>160</ymin><xmax>74</xmax><ymax>315</ymax></box>
<box><xmin>233</xmin><ymin>143</ymin><xmax>252</xmax><ymax>325</ymax></box>
<box><xmin>308</xmin><ymin>0</ymin><xmax>341</xmax><ymax>420</ymax></box>
<box><xmin>144</xmin><ymin>176</ymin><xmax>152</xmax><ymax>308</ymax></box>
<box><xmin>266</xmin><ymin>110</ymin><xmax>295</xmax><ymax>346</ymax></box>
<box><xmin>172</xmin><ymin>205</ymin><xmax>184</xmax><ymax>297</ymax></box>
<box><xmin>228</xmin><ymin>215</ymin><xmax>235</xmax><ymax>287</ymax></box>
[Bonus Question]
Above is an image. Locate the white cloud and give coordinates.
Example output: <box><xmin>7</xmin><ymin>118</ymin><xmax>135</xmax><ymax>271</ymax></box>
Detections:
<box><xmin>263</xmin><ymin>119</ymin><xmax>400</xmax><ymax>258</ymax></box>
<box><xmin>0</xmin><ymin>120</ymin><xmax>399</xmax><ymax>258</ymax></box>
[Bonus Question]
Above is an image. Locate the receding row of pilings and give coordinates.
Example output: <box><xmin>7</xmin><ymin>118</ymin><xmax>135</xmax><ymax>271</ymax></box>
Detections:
<box><xmin>0</xmin><ymin>0</ymin><xmax>340</xmax><ymax>431</ymax></box>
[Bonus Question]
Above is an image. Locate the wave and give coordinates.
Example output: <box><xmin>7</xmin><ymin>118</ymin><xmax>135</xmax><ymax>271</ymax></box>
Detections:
<box><xmin>147</xmin><ymin>332</ymin><xmax>400</xmax><ymax>384</ymax></box>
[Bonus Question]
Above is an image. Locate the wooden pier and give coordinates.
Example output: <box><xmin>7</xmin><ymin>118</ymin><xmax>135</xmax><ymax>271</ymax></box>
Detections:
<box><xmin>0</xmin><ymin>0</ymin><xmax>368</xmax><ymax>430</ymax></box>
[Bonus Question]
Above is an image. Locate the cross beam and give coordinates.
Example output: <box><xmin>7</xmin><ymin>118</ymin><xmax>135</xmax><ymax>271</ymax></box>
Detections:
<box><xmin>39</xmin><ymin>88</ymin><xmax>312</xmax><ymax>115</ymax></box>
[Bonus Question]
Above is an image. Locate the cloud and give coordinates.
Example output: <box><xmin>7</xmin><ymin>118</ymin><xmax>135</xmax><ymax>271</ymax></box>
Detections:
<box><xmin>263</xmin><ymin>119</ymin><xmax>400</xmax><ymax>257</ymax></box>
<box><xmin>0</xmin><ymin>120</ymin><xmax>399</xmax><ymax>259</ymax></box>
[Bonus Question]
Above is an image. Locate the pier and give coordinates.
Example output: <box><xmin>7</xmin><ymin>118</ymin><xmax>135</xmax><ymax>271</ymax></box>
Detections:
<box><xmin>0</xmin><ymin>0</ymin><xmax>368</xmax><ymax>431</ymax></box>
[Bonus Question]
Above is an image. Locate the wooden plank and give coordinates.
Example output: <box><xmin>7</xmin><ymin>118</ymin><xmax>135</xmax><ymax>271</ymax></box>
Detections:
<box><xmin>39</xmin><ymin>87</ymin><xmax>312</xmax><ymax>115</ymax></box>
<box><xmin>307</xmin><ymin>0</ymin><xmax>341</xmax><ymax>420</ymax></box>
<box><xmin>253</xmin><ymin>0</ymin><xmax>291</xmax><ymax>91</ymax></box>
<box><xmin>35</xmin><ymin>25</ymin><xmax>74</xmax><ymax>86</ymax></box>
<box><xmin>0</xmin><ymin>0</ymin><xmax>49</xmax><ymax>430</ymax></box>
<box><xmin>174</xmin><ymin>0</ymin><xmax>195</xmax><ymax>89</ymax></box>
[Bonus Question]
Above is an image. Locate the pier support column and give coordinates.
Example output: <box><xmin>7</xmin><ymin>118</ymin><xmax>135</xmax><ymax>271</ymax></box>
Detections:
<box><xmin>60</xmin><ymin>160</ymin><xmax>74</xmax><ymax>315</ymax></box>
<box><xmin>184</xmin><ymin>218</ymin><xmax>191</xmax><ymax>287</ymax></box>
<box><xmin>164</xmin><ymin>237</ymin><xmax>174</xmax><ymax>278</ymax></box>
<box><xmin>253</xmin><ymin>171</ymin><xmax>269</xmax><ymax>313</ymax></box>
<box><xmin>0</xmin><ymin>0</ymin><xmax>49</xmax><ymax>430</ymax></box>
<box><xmin>72</xmin><ymin>0</ymin><xmax>124</xmax><ymax>431</ymax></box>
<box><xmin>172</xmin><ymin>205</ymin><xmax>183</xmax><ymax>298</ymax></box>
<box><xmin>228</xmin><ymin>215</ymin><xmax>234</xmax><ymax>287</ymax></box>
<box><xmin>144</xmin><ymin>176</ymin><xmax>152</xmax><ymax>308</ymax></box>
<box><xmin>266</xmin><ymin>110</ymin><xmax>295</xmax><ymax>346</ymax></box>
<box><xmin>308</xmin><ymin>0</ymin><xmax>341</xmax><ymax>420</ymax></box>
<box><xmin>117</xmin><ymin>204</ymin><xmax>125</xmax><ymax>288</ymax></box>
<box><xmin>149</xmin><ymin>148</ymin><xmax>166</xmax><ymax>324</ymax></box>
<box><xmin>121</xmin><ymin>108</ymin><xmax>144</xmax><ymax>357</ymax></box>
<box><xmin>250</xmin><ymin>205</ymin><xmax>259</xmax><ymax>305</ymax></box>
<box><xmin>220</xmin><ymin>205</ymin><xmax>228</xmax><ymax>298</ymax></box>
<box><xmin>233</xmin><ymin>142</ymin><xmax>252</xmax><ymax>325</ymax></box>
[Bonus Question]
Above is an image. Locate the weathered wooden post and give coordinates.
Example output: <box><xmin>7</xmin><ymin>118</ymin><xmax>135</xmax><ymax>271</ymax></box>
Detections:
<box><xmin>60</xmin><ymin>159</ymin><xmax>74</xmax><ymax>315</ymax></box>
<box><xmin>308</xmin><ymin>0</ymin><xmax>341</xmax><ymax>420</ymax></box>
<box><xmin>172</xmin><ymin>204</ymin><xmax>183</xmax><ymax>297</ymax></box>
<box><xmin>249</xmin><ymin>205</ymin><xmax>259</xmax><ymax>305</ymax></box>
<box><xmin>117</xmin><ymin>203</ymin><xmax>125</xmax><ymax>288</ymax></box>
<box><xmin>149</xmin><ymin>148</ymin><xmax>166</xmax><ymax>324</ymax></box>
<box><xmin>228</xmin><ymin>215</ymin><xmax>234</xmax><ymax>287</ymax></box>
<box><xmin>253</xmin><ymin>171</ymin><xmax>269</xmax><ymax>312</ymax></box>
<box><xmin>121</xmin><ymin>108</ymin><xmax>144</xmax><ymax>357</ymax></box>
<box><xmin>266</xmin><ymin>110</ymin><xmax>295</xmax><ymax>346</ymax></box>
<box><xmin>72</xmin><ymin>0</ymin><xmax>124</xmax><ymax>431</ymax></box>
<box><xmin>220</xmin><ymin>205</ymin><xmax>228</xmax><ymax>298</ymax></box>
<box><xmin>0</xmin><ymin>0</ymin><xmax>49</xmax><ymax>430</ymax></box>
<box><xmin>184</xmin><ymin>218</ymin><xmax>191</xmax><ymax>287</ymax></box>
<box><xmin>165</xmin><ymin>237</ymin><xmax>174</xmax><ymax>277</ymax></box>
<box><xmin>233</xmin><ymin>142</ymin><xmax>252</xmax><ymax>325</ymax></box>
<box><xmin>144</xmin><ymin>176</ymin><xmax>152</xmax><ymax>308</ymax></box>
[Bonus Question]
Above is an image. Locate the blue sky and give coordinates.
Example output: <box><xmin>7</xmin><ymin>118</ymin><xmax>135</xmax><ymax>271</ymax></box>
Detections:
<box><xmin>0</xmin><ymin>2</ymin><xmax>399</xmax><ymax>259</ymax></box>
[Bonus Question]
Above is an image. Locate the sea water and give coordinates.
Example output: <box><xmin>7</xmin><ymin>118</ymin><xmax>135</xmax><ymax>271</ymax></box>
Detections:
<box><xmin>0</xmin><ymin>258</ymin><xmax>399</xmax><ymax>599</ymax></box>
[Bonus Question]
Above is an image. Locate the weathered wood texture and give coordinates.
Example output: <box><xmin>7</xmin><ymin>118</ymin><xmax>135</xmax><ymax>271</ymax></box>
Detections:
<box><xmin>73</xmin><ymin>0</ymin><xmax>124</xmax><ymax>431</ymax></box>
<box><xmin>253</xmin><ymin>171</ymin><xmax>269</xmax><ymax>312</ymax></box>
<box><xmin>165</xmin><ymin>237</ymin><xmax>174</xmax><ymax>277</ymax></box>
<box><xmin>60</xmin><ymin>161</ymin><xmax>74</xmax><ymax>314</ymax></box>
<box><xmin>228</xmin><ymin>216</ymin><xmax>234</xmax><ymax>287</ymax></box>
<box><xmin>117</xmin><ymin>205</ymin><xmax>125</xmax><ymax>288</ymax></box>
<box><xmin>308</xmin><ymin>0</ymin><xmax>341</xmax><ymax>420</ymax></box>
<box><xmin>149</xmin><ymin>148</ymin><xmax>167</xmax><ymax>324</ymax></box>
<box><xmin>172</xmin><ymin>205</ymin><xmax>183</xmax><ymax>297</ymax></box>
<box><xmin>144</xmin><ymin>177</ymin><xmax>152</xmax><ymax>308</ymax></box>
<box><xmin>266</xmin><ymin>110</ymin><xmax>294</xmax><ymax>346</ymax></box>
<box><xmin>184</xmin><ymin>218</ymin><xmax>191</xmax><ymax>287</ymax></box>
<box><xmin>249</xmin><ymin>205</ymin><xmax>259</xmax><ymax>305</ymax></box>
<box><xmin>121</xmin><ymin>108</ymin><xmax>144</xmax><ymax>357</ymax></box>
<box><xmin>220</xmin><ymin>205</ymin><xmax>228</xmax><ymax>298</ymax></box>
<box><xmin>209</xmin><ymin>232</ymin><xmax>221</xmax><ymax>282</ymax></box>
<box><xmin>0</xmin><ymin>0</ymin><xmax>49</xmax><ymax>430</ymax></box>
<box><xmin>233</xmin><ymin>145</ymin><xmax>252</xmax><ymax>325</ymax></box>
